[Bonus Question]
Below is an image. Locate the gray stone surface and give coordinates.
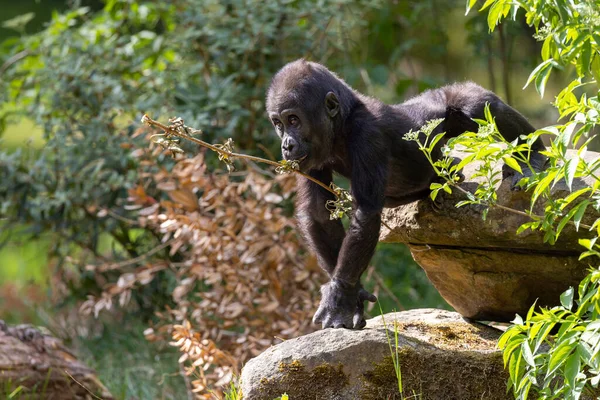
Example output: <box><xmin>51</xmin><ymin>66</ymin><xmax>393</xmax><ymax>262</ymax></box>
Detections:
<box><xmin>241</xmin><ymin>309</ymin><xmax>510</xmax><ymax>400</ymax></box>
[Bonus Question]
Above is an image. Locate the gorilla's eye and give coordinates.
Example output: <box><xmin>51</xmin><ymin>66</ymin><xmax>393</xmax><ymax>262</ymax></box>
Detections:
<box><xmin>288</xmin><ymin>115</ymin><xmax>300</xmax><ymax>126</ymax></box>
<box><xmin>272</xmin><ymin>119</ymin><xmax>283</xmax><ymax>130</ymax></box>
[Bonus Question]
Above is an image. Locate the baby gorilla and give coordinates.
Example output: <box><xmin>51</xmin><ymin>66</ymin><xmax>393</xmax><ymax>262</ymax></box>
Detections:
<box><xmin>266</xmin><ymin>59</ymin><xmax>545</xmax><ymax>330</ymax></box>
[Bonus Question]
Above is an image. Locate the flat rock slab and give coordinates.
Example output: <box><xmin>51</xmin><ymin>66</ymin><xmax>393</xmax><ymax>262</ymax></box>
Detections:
<box><xmin>241</xmin><ymin>309</ymin><xmax>510</xmax><ymax>400</ymax></box>
<box><xmin>379</xmin><ymin>149</ymin><xmax>598</xmax><ymax>321</ymax></box>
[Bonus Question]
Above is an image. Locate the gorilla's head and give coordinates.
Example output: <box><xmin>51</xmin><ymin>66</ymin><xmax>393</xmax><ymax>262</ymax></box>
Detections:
<box><xmin>266</xmin><ymin>59</ymin><xmax>354</xmax><ymax>171</ymax></box>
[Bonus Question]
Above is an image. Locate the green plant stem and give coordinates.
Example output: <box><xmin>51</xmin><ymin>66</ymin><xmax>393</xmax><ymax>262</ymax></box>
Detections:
<box><xmin>449</xmin><ymin>177</ymin><xmax>594</xmax><ymax>231</ymax></box>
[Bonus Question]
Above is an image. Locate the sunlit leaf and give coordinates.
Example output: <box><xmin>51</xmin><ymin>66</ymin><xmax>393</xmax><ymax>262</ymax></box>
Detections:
<box><xmin>561</xmin><ymin>287</ymin><xmax>574</xmax><ymax>310</ymax></box>
<box><xmin>503</xmin><ymin>156</ymin><xmax>522</xmax><ymax>174</ymax></box>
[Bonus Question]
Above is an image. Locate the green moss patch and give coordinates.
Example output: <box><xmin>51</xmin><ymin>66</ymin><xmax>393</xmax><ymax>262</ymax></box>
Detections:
<box><xmin>256</xmin><ymin>360</ymin><xmax>349</xmax><ymax>399</ymax></box>
<box><xmin>361</xmin><ymin>347</ymin><xmax>510</xmax><ymax>400</ymax></box>
<box><xmin>390</xmin><ymin>321</ymin><xmax>499</xmax><ymax>351</ymax></box>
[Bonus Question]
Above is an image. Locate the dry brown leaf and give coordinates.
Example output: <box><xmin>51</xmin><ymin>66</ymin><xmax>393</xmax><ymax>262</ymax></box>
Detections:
<box><xmin>168</xmin><ymin>189</ymin><xmax>199</xmax><ymax>210</ymax></box>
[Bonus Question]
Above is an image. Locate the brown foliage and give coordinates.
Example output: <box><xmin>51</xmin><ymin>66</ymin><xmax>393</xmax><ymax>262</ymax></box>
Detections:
<box><xmin>80</xmin><ymin>148</ymin><xmax>323</xmax><ymax>397</ymax></box>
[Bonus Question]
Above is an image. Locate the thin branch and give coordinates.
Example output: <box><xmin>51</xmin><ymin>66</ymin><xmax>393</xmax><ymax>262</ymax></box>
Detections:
<box><xmin>0</xmin><ymin>50</ymin><xmax>29</xmax><ymax>75</ymax></box>
<box><xmin>63</xmin><ymin>370</ymin><xmax>104</xmax><ymax>400</ymax></box>
<box><xmin>381</xmin><ymin>220</ymin><xmax>395</xmax><ymax>232</ymax></box>
<box><xmin>105</xmin><ymin>209</ymin><xmax>140</xmax><ymax>226</ymax></box>
<box><xmin>141</xmin><ymin>115</ymin><xmax>336</xmax><ymax>195</ymax></box>
<box><xmin>98</xmin><ymin>239</ymin><xmax>175</xmax><ymax>272</ymax></box>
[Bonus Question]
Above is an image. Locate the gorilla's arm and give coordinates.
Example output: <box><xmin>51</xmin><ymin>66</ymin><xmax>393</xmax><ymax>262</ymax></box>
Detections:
<box><xmin>296</xmin><ymin>168</ymin><xmax>345</xmax><ymax>275</ymax></box>
<box><xmin>297</xmin><ymin>168</ymin><xmax>379</xmax><ymax>330</ymax></box>
<box><xmin>312</xmin><ymin>134</ymin><xmax>386</xmax><ymax>329</ymax></box>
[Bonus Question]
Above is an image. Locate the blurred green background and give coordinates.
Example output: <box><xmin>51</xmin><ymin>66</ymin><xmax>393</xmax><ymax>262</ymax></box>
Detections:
<box><xmin>0</xmin><ymin>0</ymin><xmax>562</xmax><ymax>398</ymax></box>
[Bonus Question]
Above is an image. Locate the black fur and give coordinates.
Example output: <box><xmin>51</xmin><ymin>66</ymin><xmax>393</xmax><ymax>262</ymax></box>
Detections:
<box><xmin>266</xmin><ymin>59</ymin><xmax>545</xmax><ymax>329</ymax></box>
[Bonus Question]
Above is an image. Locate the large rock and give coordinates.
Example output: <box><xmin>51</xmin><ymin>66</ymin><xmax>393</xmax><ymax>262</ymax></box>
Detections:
<box><xmin>380</xmin><ymin>149</ymin><xmax>598</xmax><ymax>321</ymax></box>
<box><xmin>0</xmin><ymin>321</ymin><xmax>112</xmax><ymax>399</ymax></box>
<box><xmin>241</xmin><ymin>309</ymin><xmax>509</xmax><ymax>400</ymax></box>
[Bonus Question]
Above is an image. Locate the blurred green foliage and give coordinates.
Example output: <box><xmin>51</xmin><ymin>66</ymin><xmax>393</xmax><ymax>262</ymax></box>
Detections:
<box><xmin>76</xmin><ymin>317</ymin><xmax>188</xmax><ymax>400</ymax></box>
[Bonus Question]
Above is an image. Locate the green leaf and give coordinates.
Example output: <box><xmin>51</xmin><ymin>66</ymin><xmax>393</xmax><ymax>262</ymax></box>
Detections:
<box><xmin>541</xmin><ymin>34</ymin><xmax>552</xmax><ymax>61</ymax></box>
<box><xmin>466</xmin><ymin>0</ymin><xmax>479</xmax><ymax>15</ymax></box>
<box><xmin>580</xmin><ymin>250</ymin><xmax>600</xmax><ymax>260</ymax></box>
<box><xmin>565</xmin><ymin>154</ymin><xmax>579</xmax><ymax>190</ymax></box>
<box><xmin>535</xmin><ymin>62</ymin><xmax>553</xmax><ymax>98</ymax></box>
<box><xmin>577</xmin><ymin>342</ymin><xmax>592</xmax><ymax>364</ymax></box>
<box><xmin>563</xmin><ymin>33</ymin><xmax>589</xmax><ymax>63</ymax></box>
<box><xmin>534</xmin><ymin>322</ymin><xmax>557</xmax><ymax>353</ymax></box>
<box><xmin>557</xmin><ymin>204</ymin><xmax>580</xmax><ymax>237</ymax></box>
<box><xmin>579</xmin><ymin>237</ymin><xmax>597</xmax><ymax>250</ymax></box>
<box><xmin>565</xmin><ymin>349</ymin><xmax>580</xmax><ymax>388</ymax></box>
<box><xmin>591</xmin><ymin>55</ymin><xmax>600</xmax><ymax>85</ymax></box>
<box><xmin>428</xmin><ymin>132</ymin><xmax>446</xmax><ymax>152</ymax></box>
<box><xmin>483</xmin><ymin>103</ymin><xmax>493</xmax><ymax>123</ymax></box>
<box><xmin>573</xmin><ymin>200</ymin><xmax>589</xmax><ymax>231</ymax></box>
<box><xmin>498</xmin><ymin>328</ymin><xmax>519</xmax><ymax>350</ymax></box>
<box><xmin>560</xmin><ymin>122</ymin><xmax>578</xmax><ymax>150</ymax></box>
<box><xmin>523</xmin><ymin>59</ymin><xmax>554</xmax><ymax>92</ymax></box>
<box><xmin>521</xmin><ymin>341</ymin><xmax>536</xmax><ymax>367</ymax></box>
<box><xmin>487</xmin><ymin>2</ymin><xmax>502</xmax><ymax>31</ymax></box>
<box><xmin>478</xmin><ymin>0</ymin><xmax>496</xmax><ymax>12</ymax></box>
<box><xmin>554</xmin><ymin>1</ymin><xmax>571</xmax><ymax>22</ymax></box>
<box><xmin>579</xmin><ymin>39</ymin><xmax>592</xmax><ymax>78</ymax></box>
<box><xmin>561</xmin><ymin>287</ymin><xmax>574</xmax><ymax>310</ymax></box>
<box><xmin>508</xmin><ymin>345</ymin><xmax>522</xmax><ymax>380</ymax></box>
<box><xmin>548</xmin><ymin>343</ymin><xmax>575</xmax><ymax>376</ymax></box>
<box><xmin>503</xmin><ymin>156</ymin><xmax>522</xmax><ymax>174</ymax></box>
<box><xmin>453</xmin><ymin>154</ymin><xmax>475</xmax><ymax>172</ymax></box>
<box><xmin>2</xmin><ymin>12</ymin><xmax>35</xmax><ymax>32</ymax></box>
<box><xmin>531</xmin><ymin>169</ymin><xmax>558</xmax><ymax>208</ymax></box>
<box><xmin>516</xmin><ymin>222</ymin><xmax>536</xmax><ymax>235</ymax></box>
<box><xmin>526</xmin><ymin>299</ymin><xmax>538</xmax><ymax>324</ymax></box>
<box><xmin>502</xmin><ymin>336</ymin><xmax>525</xmax><ymax>368</ymax></box>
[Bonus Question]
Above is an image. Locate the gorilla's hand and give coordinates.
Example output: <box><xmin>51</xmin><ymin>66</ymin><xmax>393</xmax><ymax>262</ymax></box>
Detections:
<box><xmin>313</xmin><ymin>279</ymin><xmax>377</xmax><ymax>329</ymax></box>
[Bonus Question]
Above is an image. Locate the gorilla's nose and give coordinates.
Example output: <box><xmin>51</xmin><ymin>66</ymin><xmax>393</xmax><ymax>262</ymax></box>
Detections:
<box><xmin>282</xmin><ymin>137</ymin><xmax>295</xmax><ymax>153</ymax></box>
<box><xmin>282</xmin><ymin>137</ymin><xmax>295</xmax><ymax>159</ymax></box>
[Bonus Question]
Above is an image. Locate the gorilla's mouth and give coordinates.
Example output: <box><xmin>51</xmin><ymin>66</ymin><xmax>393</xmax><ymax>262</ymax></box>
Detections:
<box><xmin>286</xmin><ymin>154</ymin><xmax>308</xmax><ymax>163</ymax></box>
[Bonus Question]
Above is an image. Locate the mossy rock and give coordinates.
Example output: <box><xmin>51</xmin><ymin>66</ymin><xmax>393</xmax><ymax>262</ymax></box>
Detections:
<box><xmin>241</xmin><ymin>309</ymin><xmax>510</xmax><ymax>400</ymax></box>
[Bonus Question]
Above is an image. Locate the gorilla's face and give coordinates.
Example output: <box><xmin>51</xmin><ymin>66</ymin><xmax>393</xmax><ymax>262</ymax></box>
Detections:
<box><xmin>266</xmin><ymin>92</ymin><xmax>340</xmax><ymax>172</ymax></box>
<box><xmin>269</xmin><ymin>106</ymin><xmax>312</xmax><ymax>166</ymax></box>
<box><xmin>266</xmin><ymin>61</ymin><xmax>342</xmax><ymax>172</ymax></box>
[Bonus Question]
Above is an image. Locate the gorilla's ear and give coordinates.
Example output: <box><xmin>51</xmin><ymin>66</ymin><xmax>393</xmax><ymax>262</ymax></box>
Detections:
<box><xmin>325</xmin><ymin>92</ymin><xmax>340</xmax><ymax>118</ymax></box>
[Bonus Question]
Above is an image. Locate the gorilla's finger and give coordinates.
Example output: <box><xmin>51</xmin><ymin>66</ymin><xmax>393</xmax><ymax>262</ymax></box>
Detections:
<box><xmin>362</xmin><ymin>291</ymin><xmax>377</xmax><ymax>303</ymax></box>
<box><xmin>353</xmin><ymin>313</ymin><xmax>366</xmax><ymax>329</ymax></box>
<box><xmin>358</xmin><ymin>288</ymin><xmax>377</xmax><ymax>303</ymax></box>
<box><xmin>322</xmin><ymin>316</ymin><xmax>333</xmax><ymax>329</ymax></box>
<box><xmin>313</xmin><ymin>306</ymin><xmax>326</xmax><ymax>325</ymax></box>
<box><xmin>333</xmin><ymin>322</ymin><xmax>346</xmax><ymax>329</ymax></box>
